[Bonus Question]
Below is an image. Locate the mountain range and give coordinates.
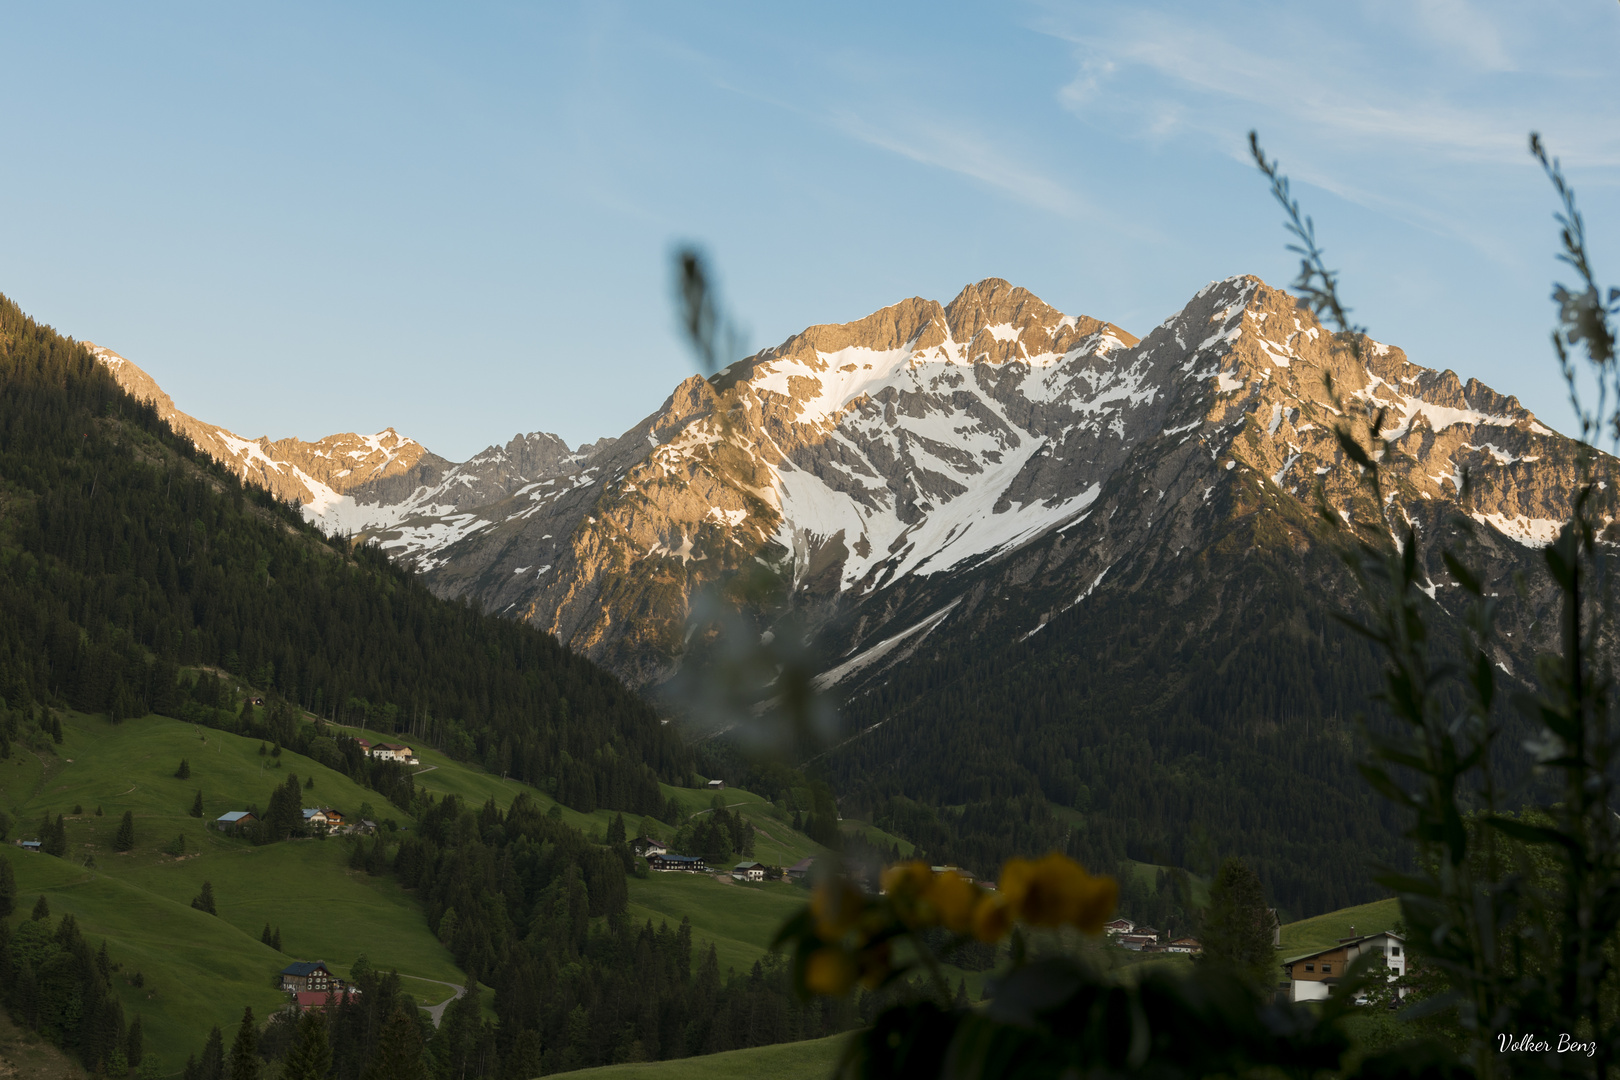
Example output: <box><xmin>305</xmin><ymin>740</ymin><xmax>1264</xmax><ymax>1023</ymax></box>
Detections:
<box><xmin>91</xmin><ymin>275</ymin><xmax>1606</xmax><ymax>912</ymax></box>
<box><xmin>96</xmin><ymin>275</ymin><xmax>1587</xmax><ymax>686</ymax></box>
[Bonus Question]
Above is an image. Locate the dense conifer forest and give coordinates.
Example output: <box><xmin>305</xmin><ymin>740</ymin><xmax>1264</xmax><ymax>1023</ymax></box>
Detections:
<box><xmin>392</xmin><ymin>793</ymin><xmax>855</xmax><ymax>1073</ymax></box>
<box><xmin>824</xmin><ymin>521</ymin><xmax>1440</xmax><ymax>918</ymax></box>
<box><xmin>0</xmin><ymin>293</ymin><xmax>689</xmax><ymax>807</ymax></box>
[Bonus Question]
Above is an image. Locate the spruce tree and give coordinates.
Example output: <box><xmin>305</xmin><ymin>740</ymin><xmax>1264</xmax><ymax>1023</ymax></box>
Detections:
<box><xmin>261</xmin><ymin>923</ymin><xmax>274</xmax><ymax>947</ymax></box>
<box><xmin>360</xmin><ymin>1007</ymin><xmax>427</xmax><ymax>1080</ymax></box>
<box><xmin>115</xmin><ymin>810</ymin><xmax>136</xmax><ymax>852</ymax></box>
<box><xmin>50</xmin><ymin>716</ymin><xmax>62</xmax><ymax>744</ymax></box>
<box><xmin>282</xmin><ymin>1010</ymin><xmax>331</xmax><ymax>1080</ymax></box>
<box><xmin>226</xmin><ymin>1007</ymin><xmax>259</xmax><ymax>1080</ymax></box>
<box><xmin>31</xmin><ymin>893</ymin><xmax>50</xmax><ymax>920</ymax></box>
<box><xmin>176</xmin><ymin>758</ymin><xmax>191</xmax><ymax>779</ymax></box>
<box><xmin>199</xmin><ymin>1026</ymin><xmax>224</xmax><ymax>1080</ymax></box>
<box><xmin>500</xmin><ymin>1030</ymin><xmax>542</xmax><ymax>1080</ymax></box>
<box><xmin>191</xmin><ymin>881</ymin><xmax>217</xmax><ymax>915</ymax></box>
<box><xmin>607</xmin><ymin>812</ymin><xmax>626</xmax><ymax>845</ymax></box>
<box><xmin>0</xmin><ymin>854</ymin><xmax>14</xmax><ymax>917</ymax></box>
<box><xmin>127</xmin><ymin>1015</ymin><xmax>144</xmax><ymax>1067</ymax></box>
<box><xmin>1198</xmin><ymin>857</ymin><xmax>1278</xmax><ymax>994</ymax></box>
<box><xmin>191</xmin><ymin>791</ymin><xmax>204</xmax><ymax>818</ymax></box>
<box><xmin>272</xmin><ymin>927</ymin><xmax>282</xmax><ymax>952</ymax></box>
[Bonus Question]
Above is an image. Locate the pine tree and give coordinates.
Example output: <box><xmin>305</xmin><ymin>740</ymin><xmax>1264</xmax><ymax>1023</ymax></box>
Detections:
<box><xmin>176</xmin><ymin>759</ymin><xmax>191</xmax><ymax>779</ymax></box>
<box><xmin>607</xmin><ymin>812</ymin><xmax>626</xmax><ymax>845</ymax></box>
<box><xmin>115</xmin><ymin>810</ymin><xmax>136</xmax><ymax>852</ymax></box>
<box><xmin>1198</xmin><ymin>857</ymin><xmax>1278</xmax><ymax>994</ymax></box>
<box><xmin>32</xmin><ymin>894</ymin><xmax>50</xmax><ymax>920</ymax></box>
<box><xmin>191</xmin><ymin>791</ymin><xmax>204</xmax><ymax>818</ymax></box>
<box><xmin>271</xmin><ymin>927</ymin><xmax>282</xmax><ymax>952</ymax></box>
<box><xmin>500</xmin><ymin>1030</ymin><xmax>542</xmax><ymax>1080</ymax></box>
<box><xmin>282</xmin><ymin>1009</ymin><xmax>331</xmax><ymax>1080</ymax></box>
<box><xmin>42</xmin><ymin>813</ymin><xmax>67</xmax><ymax>856</ymax></box>
<box><xmin>199</xmin><ymin>1027</ymin><xmax>224</xmax><ymax>1080</ymax></box>
<box><xmin>361</xmin><ymin>1007</ymin><xmax>427</xmax><ymax>1080</ymax></box>
<box><xmin>261</xmin><ymin>924</ymin><xmax>274</xmax><ymax>947</ymax></box>
<box><xmin>127</xmin><ymin>1015</ymin><xmax>144</xmax><ymax>1067</ymax></box>
<box><xmin>226</xmin><ymin>1007</ymin><xmax>259</xmax><ymax>1080</ymax></box>
<box><xmin>0</xmin><ymin>854</ymin><xmax>14</xmax><ymax>917</ymax></box>
<box><xmin>50</xmin><ymin>716</ymin><xmax>63</xmax><ymax>744</ymax></box>
<box><xmin>191</xmin><ymin>881</ymin><xmax>217</xmax><ymax>915</ymax></box>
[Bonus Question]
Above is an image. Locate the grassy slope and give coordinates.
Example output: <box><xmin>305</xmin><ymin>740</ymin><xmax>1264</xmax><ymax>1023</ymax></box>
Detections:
<box><xmin>837</xmin><ymin>819</ymin><xmax>915</xmax><ymax>859</ymax></box>
<box><xmin>625</xmin><ymin>874</ymin><xmax>808</xmax><ymax>979</ymax></box>
<box><xmin>1278</xmin><ymin>897</ymin><xmax>1402</xmax><ymax>957</ymax></box>
<box><xmin>548</xmin><ymin>1033</ymin><xmax>849</xmax><ymax>1080</ymax></box>
<box><xmin>0</xmin><ymin>710</ymin><xmax>461</xmax><ymax>1071</ymax></box>
<box><xmin>0</xmin><ymin>709</ymin><xmax>852</xmax><ymax>1071</ymax></box>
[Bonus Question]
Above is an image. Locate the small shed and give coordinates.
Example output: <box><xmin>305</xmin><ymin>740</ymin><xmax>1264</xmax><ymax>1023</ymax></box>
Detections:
<box><xmin>216</xmin><ymin>811</ymin><xmax>257</xmax><ymax>834</ymax></box>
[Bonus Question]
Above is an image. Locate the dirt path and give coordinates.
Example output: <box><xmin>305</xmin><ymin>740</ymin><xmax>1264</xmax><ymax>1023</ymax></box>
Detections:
<box><xmin>410</xmin><ymin>977</ymin><xmax>468</xmax><ymax>1026</ymax></box>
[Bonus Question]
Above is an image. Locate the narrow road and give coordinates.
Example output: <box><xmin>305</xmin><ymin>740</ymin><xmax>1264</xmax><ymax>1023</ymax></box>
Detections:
<box><xmin>410</xmin><ymin>977</ymin><xmax>468</xmax><ymax>1027</ymax></box>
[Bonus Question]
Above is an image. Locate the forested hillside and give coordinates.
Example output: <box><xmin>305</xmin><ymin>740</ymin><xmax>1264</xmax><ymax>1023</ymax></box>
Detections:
<box><xmin>0</xmin><ymin>292</ymin><xmax>689</xmax><ymax>805</ymax></box>
<box><xmin>826</xmin><ymin>503</ymin><xmax>1410</xmax><ymax>917</ymax></box>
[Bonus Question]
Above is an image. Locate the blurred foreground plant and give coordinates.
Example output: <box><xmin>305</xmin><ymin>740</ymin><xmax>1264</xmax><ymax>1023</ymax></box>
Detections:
<box><xmin>774</xmin><ymin>856</ymin><xmax>1443</xmax><ymax>1079</ymax></box>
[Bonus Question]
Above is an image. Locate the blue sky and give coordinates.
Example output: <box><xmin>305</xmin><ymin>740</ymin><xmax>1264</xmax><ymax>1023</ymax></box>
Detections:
<box><xmin>3</xmin><ymin>2</ymin><xmax>1617</xmax><ymax>460</ymax></box>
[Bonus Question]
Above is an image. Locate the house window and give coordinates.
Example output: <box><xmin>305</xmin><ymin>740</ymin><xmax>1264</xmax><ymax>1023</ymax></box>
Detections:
<box><xmin>1305</xmin><ymin>964</ymin><xmax>1314</xmax><ymax>972</ymax></box>
<box><xmin>1391</xmin><ymin>947</ymin><xmax>1401</xmax><ymax>956</ymax></box>
<box><xmin>1321</xmin><ymin>964</ymin><xmax>1331</xmax><ymax>974</ymax></box>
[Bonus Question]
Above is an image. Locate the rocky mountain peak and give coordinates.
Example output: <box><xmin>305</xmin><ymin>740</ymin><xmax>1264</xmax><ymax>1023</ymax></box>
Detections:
<box><xmin>367</xmin><ymin>274</ymin><xmax>1599</xmax><ymax>689</ymax></box>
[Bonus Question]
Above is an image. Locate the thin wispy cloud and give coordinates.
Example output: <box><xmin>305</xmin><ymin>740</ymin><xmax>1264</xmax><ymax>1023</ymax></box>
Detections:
<box><xmin>832</xmin><ymin>111</ymin><xmax>1094</xmax><ymax>221</ymax></box>
<box><xmin>1039</xmin><ymin>2</ymin><xmax>1620</xmax><ymax>167</ymax></box>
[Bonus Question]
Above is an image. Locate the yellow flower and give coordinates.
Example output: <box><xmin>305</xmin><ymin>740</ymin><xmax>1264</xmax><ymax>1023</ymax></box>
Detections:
<box><xmin>923</xmin><ymin>870</ymin><xmax>980</xmax><ymax>935</ymax></box>
<box><xmin>1073</xmin><ymin>874</ymin><xmax>1119</xmax><ymax>936</ymax></box>
<box><xmin>810</xmin><ymin>880</ymin><xmax>866</xmax><ymax>940</ymax></box>
<box><xmin>971</xmin><ymin>892</ymin><xmax>1014</xmax><ymax>943</ymax></box>
<box><xmin>998</xmin><ymin>853</ymin><xmax>1117</xmax><ymax>931</ymax></box>
<box><xmin>804</xmin><ymin>947</ymin><xmax>856</xmax><ymax>996</ymax></box>
<box><xmin>880</xmin><ymin>860</ymin><xmax>932</xmax><ymax>898</ymax></box>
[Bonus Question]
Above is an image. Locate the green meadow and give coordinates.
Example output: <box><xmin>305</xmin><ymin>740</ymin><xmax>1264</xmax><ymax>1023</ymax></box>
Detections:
<box><xmin>548</xmin><ymin>1033</ymin><xmax>849</xmax><ymax>1079</ymax></box>
<box><xmin>625</xmin><ymin>872</ymin><xmax>808</xmax><ymax>978</ymax></box>
<box><xmin>1278</xmin><ymin>897</ymin><xmax>1402</xmax><ymax>957</ymax></box>
<box><xmin>0</xmin><ymin>710</ymin><xmax>462</xmax><ymax>1072</ymax></box>
<box><xmin>0</xmin><ymin>708</ymin><xmax>857</xmax><ymax>1073</ymax></box>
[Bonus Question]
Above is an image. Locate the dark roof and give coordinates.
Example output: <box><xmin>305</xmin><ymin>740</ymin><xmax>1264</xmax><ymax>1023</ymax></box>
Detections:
<box><xmin>1282</xmin><ymin>932</ymin><xmax>1404</xmax><ymax>967</ymax></box>
<box><xmin>281</xmin><ymin>961</ymin><xmax>331</xmax><ymax>977</ymax></box>
<box><xmin>653</xmin><ymin>854</ymin><xmax>705</xmax><ymax>863</ymax></box>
